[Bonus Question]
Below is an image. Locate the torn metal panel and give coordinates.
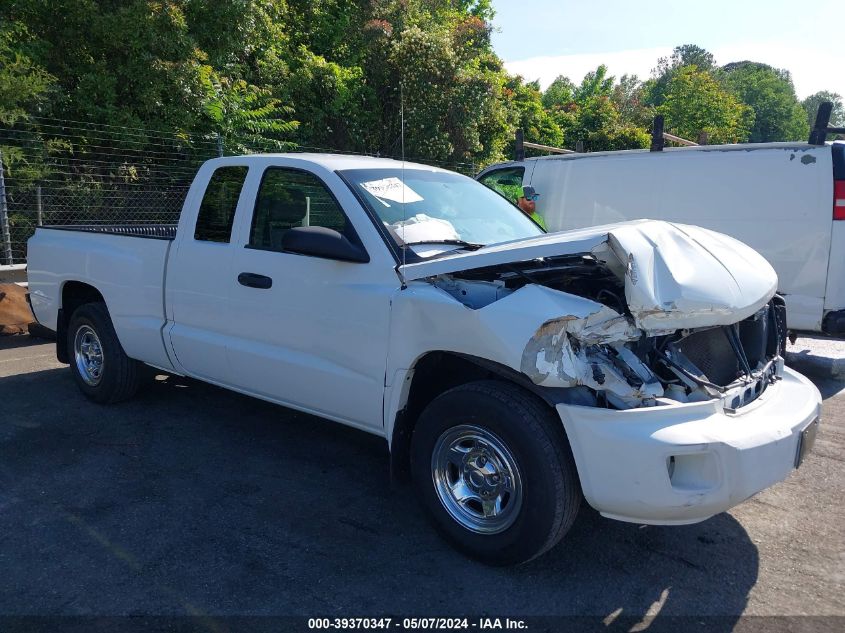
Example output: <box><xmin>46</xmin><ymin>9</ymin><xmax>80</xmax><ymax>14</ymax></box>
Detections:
<box><xmin>520</xmin><ymin>304</ymin><xmax>663</xmax><ymax>408</ymax></box>
<box><xmin>388</xmin><ymin>283</ymin><xmax>642</xmax><ymax>388</ymax></box>
<box><xmin>388</xmin><ymin>280</ymin><xmax>664</xmax><ymax>410</ymax></box>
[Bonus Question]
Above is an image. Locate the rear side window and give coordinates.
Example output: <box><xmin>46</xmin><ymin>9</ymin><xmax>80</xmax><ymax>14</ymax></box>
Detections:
<box><xmin>477</xmin><ymin>167</ymin><xmax>525</xmax><ymax>205</ymax></box>
<box><xmin>249</xmin><ymin>168</ymin><xmax>348</xmax><ymax>251</ymax></box>
<box><xmin>194</xmin><ymin>166</ymin><xmax>249</xmax><ymax>242</ymax></box>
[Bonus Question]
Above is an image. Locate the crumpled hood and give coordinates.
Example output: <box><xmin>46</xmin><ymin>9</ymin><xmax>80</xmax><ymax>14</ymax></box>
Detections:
<box><xmin>400</xmin><ymin>219</ymin><xmax>778</xmax><ymax>331</ymax></box>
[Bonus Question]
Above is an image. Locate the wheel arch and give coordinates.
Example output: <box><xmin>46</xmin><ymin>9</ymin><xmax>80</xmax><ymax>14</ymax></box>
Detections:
<box><xmin>56</xmin><ymin>281</ymin><xmax>107</xmax><ymax>363</ymax></box>
<box><xmin>388</xmin><ymin>351</ymin><xmax>567</xmax><ymax>481</ymax></box>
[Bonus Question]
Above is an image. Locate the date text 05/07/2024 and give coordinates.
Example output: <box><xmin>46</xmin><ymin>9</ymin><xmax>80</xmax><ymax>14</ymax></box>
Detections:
<box><xmin>307</xmin><ymin>617</ymin><xmax>528</xmax><ymax>630</ymax></box>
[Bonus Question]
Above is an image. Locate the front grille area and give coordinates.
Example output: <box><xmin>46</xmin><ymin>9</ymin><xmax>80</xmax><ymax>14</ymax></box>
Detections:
<box><xmin>739</xmin><ymin>306</ymin><xmax>770</xmax><ymax>368</ymax></box>
<box><xmin>666</xmin><ymin>301</ymin><xmax>783</xmax><ymax>389</ymax></box>
<box><xmin>674</xmin><ymin>327</ymin><xmax>741</xmax><ymax>386</ymax></box>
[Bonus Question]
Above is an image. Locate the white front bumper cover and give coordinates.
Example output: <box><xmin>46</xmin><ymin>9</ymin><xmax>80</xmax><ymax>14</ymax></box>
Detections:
<box><xmin>557</xmin><ymin>366</ymin><xmax>822</xmax><ymax>525</ymax></box>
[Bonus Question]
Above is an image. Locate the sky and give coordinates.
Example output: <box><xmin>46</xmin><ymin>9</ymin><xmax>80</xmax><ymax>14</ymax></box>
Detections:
<box><xmin>491</xmin><ymin>0</ymin><xmax>844</xmax><ymax>100</ymax></box>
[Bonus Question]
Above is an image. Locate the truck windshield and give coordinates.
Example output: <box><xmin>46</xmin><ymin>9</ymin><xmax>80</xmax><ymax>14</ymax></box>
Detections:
<box><xmin>339</xmin><ymin>168</ymin><xmax>543</xmax><ymax>250</ymax></box>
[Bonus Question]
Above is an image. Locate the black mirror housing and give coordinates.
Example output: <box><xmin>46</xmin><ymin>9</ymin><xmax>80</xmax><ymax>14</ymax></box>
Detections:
<box><xmin>281</xmin><ymin>226</ymin><xmax>369</xmax><ymax>263</ymax></box>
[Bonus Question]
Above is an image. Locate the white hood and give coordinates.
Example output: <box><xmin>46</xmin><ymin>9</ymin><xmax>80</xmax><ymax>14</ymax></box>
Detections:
<box><xmin>400</xmin><ymin>220</ymin><xmax>778</xmax><ymax>331</ymax></box>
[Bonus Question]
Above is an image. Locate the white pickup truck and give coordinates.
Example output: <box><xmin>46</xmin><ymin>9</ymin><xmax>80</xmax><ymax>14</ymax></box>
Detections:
<box><xmin>27</xmin><ymin>153</ymin><xmax>822</xmax><ymax>565</ymax></box>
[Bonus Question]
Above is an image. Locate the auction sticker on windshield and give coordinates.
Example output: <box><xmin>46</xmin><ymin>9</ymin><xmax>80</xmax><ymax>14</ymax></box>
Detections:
<box><xmin>361</xmin><ymin>177</ymin><xmax>423</xmax><ymax>205</ymax></box>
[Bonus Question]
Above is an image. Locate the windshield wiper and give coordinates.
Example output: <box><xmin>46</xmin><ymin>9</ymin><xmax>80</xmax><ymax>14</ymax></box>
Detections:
<box><xmin>403</xmin><ymin>239</ymin><xmax>485</xmax><ymax>251</ymax></box>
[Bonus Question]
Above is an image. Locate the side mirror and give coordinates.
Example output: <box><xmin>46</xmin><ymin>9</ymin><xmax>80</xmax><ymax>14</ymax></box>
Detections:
<box><xmin>281</xmin><ymin>226</ymin><xmax>370</xmax><ymax>263</ymax></box>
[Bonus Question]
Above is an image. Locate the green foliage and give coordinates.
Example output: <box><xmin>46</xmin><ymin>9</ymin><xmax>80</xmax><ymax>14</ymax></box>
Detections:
<box><xmin>389</xmin><ymin>25</ymin><xmax>461</xmax><ymax>160</ymax></box>
<box><xmin>0</xmin><ymin>24</ymin><xmax>54</xmax><ymax>125</ymax></box>
<box><xmin>801</xmin><ymin>91</ymin><xmax>844</xmax><ymax>129</ymax></box>
<box><xmin>539</xmin><ymin>67</ymin><xmax>649</xmax><ymax>152</ymax></box>
<box><xmin>2</xmin><ymin>2</ymin><xmax>843</xmax><ymax>172</ymax></box>
<box><xmin>541</xmin><ymin>75</ymin><xmax>575</xmax><ymax>109</ymax></box>
<box><xmin>200</xmin><ymin>69</ymin><xmax>298</xmax><ymax>154</ymax></box>
<box><xmin>573</xmin><ymin>65</ymin><xmax>614</xmax><ymax>104</ymax></box>
<box><xmin>0</xmin><ymin>22</ymin><xmax>56</xmax><ymax>194</ymax></box>
<box><xmin>387</xmin><ymin>23</ymin><xmax>507</xmax><ymax>163</ymax></box>
<box><xmin>341</xmin><ymin>3</ymin><xmax>514</xmax><ymax>164</ymax></box>
<box><xmin>667</xmin><ymin>44</ymin><xmax>716</xmax><ymax>72</ymax></box>
<box><xmin>658</xmin><ymin>65</ymin><xmax>753</xmax><ymax>144</ymax></box>
<box><xmin>283</xmin><ymin>49</ymin><xmax>370</xmax><ymax>151</ymax></box>
<box><xmin>722</xmin><ymin>62</ymin><xmax>808</xmax><ymax>142</ymax></box>
<box><xmin>611</xmin><ymin>74</ymin><xmax>652</xmax><ymax>128</ymax></box>
<box><xmin>506</xmin><ymin>77</ymin><xmax>563</xmax><ymax>154</ymax></box>
<box><xmin>643</xmin><ymin>44</ymin><xmax>716</xmax><ymax>108</ymax></box>
<box><xmin>643</xmin><ymin>46</ymin><xmax>810</xmax><ymax>144</ymax></box>
<box><xmin>563</xmin><ymin>95</ymin><xmax>650</xmax><ymax>152</ymax></box>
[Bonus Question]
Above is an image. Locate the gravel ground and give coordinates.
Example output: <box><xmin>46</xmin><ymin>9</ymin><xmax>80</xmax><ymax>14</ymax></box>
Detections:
<box><xmin>1</xmin><ymin>334</ymin><xmax>843</xmax><ymax>629</ymax></box>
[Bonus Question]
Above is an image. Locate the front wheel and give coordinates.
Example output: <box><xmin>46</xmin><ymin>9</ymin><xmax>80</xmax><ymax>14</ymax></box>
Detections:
<box><xmin>67</xmin><ymin>302</ymin><xmax>142</xmax><ymax>403</ymax></box>
<box><xmin>411</xmin><ymin>380</ymin><xmax>582</xmax><ymax>565</ymax></box>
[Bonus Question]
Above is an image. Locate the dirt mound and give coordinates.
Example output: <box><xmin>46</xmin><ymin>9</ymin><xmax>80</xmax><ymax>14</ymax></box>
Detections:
<box><xmin>0</xmin><ymin>283</ymin><xmax>35</xmax><ymax>335</ymax></box>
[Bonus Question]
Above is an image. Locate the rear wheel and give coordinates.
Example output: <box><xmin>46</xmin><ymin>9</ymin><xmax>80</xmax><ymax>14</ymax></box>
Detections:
<box><xmin>411</xmin><ymin>380</ymin><xmax>581</xmax><ymax>565</ymax></box>
<box><xmin>67</xmin><ymin>302</ymin><xmax>142</xmax><ymax>403</ymax></box>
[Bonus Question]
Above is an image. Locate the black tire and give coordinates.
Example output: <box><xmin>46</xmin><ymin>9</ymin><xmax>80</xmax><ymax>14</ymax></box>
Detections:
<box><xmin>411</xmin><ymin>380</ymin><xmax>582</xmax><ymax>566</ymax></box>
<box><xmin>67</xmin><ymin>302</ymin><xmax>142</xmax><ymax>403</ymax></box>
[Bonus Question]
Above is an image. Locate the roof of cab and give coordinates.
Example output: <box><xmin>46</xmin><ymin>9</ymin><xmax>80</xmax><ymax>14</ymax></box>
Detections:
<box><xmin>208</xmin><ymin>152</ymin><xmax>452</xmax><ymax>173</ymax></box>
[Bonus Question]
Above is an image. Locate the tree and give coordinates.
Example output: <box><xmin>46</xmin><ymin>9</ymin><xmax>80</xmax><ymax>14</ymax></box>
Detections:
<box><xmin>573</xmin><ymin>65</ymin><xmax>614</xmax><ymax>104</ymax></box>
<box><xmin>387</xmin><ymin>24</ymin><xmax>508</xmax><ymax>163</ymax></box>
<box><xmin>801</xmin><ymin>91</ymin><xmax>845</xmax><ymax>128</ymax></box>
<box><xmin>3</xmin><ymin>0</ymin><xmax>215</xmax><ymax>134</ymax></box>
<box><xmin>542</xmin><ymin>75</ymin><xmax>575</xmax><ymax>109</ymax></box>
<box><xmin>330</xmin><ymin>1</ymin><xmax>519</xmax><ymax>164</ymax></box>
<box><xmin>4</xmin><ymin>0</ymin><xmax>655</xmax><ymax>167</ymax></box>
<box><xmin>611</xmin><ymin>74</ymin><xmax>651</xmax><ymax>127</ymax></box>
<box><xmin>505</xmin><ymin>77</ymin><xmax>563</xmax><ymax>153</ymax></box>
<box><xmin>200</xmin><ymin>70</ymin><xmax>298</xmax><ymax>154</ymax></box>
<box><xmin>658</xmin><ymin>65</ymin><xmax>753</xmax><ymax>144</ymax></box>
<box><xmin>0</xmin><ymin>22</ymin><xmax>57</xmax><ymax>183</ymax></box>
<box><xmin>541</xmin><ymin>67</ymin><xmax>649</xmax><ymax>152</ymax></box>
<box><xmin>561</xmin><ymin>94</ymin><xmax>649</xmax><ymax>152</ymax></box>
<box><xmin>722</xmin><ymin>62</ymin><xmax>808</xmax><ymax>142</ymax></box>
<box><xmin>643</xmin><ymin>44</ymin><xmax>716</xmax><ymax>107</ymax></box>
<box><xmin>0</xmin><ymin>24</ymin><xmax>53</xmax><ymax>125</ymax></box>
<box><xmin>666</xmin><ymin>44</ymin><xmax>715</xmax><ymax>72</ymax></box>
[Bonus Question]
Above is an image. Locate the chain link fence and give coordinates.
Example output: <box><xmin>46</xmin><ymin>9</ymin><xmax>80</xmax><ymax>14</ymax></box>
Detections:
<box><xmin>0</xmin><ymin>118</ymin><xmax>477</xmax><ymax>265</ymax></box>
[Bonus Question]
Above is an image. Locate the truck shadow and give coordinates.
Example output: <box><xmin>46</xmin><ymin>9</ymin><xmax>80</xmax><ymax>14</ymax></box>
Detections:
<box><xmin>0</xmin><ymin>332</ymin><xmax>51</xmax><ymax>351</ymax></box>
<box><xmin>809</xmin><ymin>374</ymin><xmax>845</xmax><ymax>399</ymax></box>
<box><xmin>0</xmin><ymin>366</ymin><xmax>765</xmax><ymax>627</ymax></box>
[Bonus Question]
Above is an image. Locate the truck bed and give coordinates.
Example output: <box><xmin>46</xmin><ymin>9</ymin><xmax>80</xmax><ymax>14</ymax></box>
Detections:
<box><xmin>27</xmin><ymin>226</ymin><xmax>175</xmax><ymax>371</ymax></box>
<box><xmin>42</xmin><ymin>224</ymin><xmax>178</xmax><ymax>239</ymax></box>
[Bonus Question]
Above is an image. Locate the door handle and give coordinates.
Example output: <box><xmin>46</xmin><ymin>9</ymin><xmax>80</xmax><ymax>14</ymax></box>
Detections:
<box><xmin>238</xmin><ymin>272</ymin><xmax>273</xmax><ymax>289</ymax></box>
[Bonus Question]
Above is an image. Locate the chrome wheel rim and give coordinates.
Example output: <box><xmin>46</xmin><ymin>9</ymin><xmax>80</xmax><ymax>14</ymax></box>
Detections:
<box><xmin>74</xmin><ymin>325</ymin><xmax>104</xmax><ymax>386</ymax></box>
<box><xmin>431</xmin><ymin>424</ymin><xmax>523</xmax><ymax>534</ymax></box>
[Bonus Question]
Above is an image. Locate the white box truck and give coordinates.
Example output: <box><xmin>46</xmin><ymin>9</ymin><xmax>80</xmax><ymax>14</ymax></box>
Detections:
<box><xmin>478</xmin><ymin>141</ymin><xmax>845</xmax><ymax>335</ymax></box>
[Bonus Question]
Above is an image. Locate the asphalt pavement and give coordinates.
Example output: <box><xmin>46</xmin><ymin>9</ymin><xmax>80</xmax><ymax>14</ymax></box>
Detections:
<box><xmin>1</xmin><ymin>335</ymin><xmax>843</xmax><ymax>629</ymax></box>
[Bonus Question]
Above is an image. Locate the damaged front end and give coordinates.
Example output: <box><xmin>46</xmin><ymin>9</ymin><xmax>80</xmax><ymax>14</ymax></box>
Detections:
<box><xmin>658</xmin><ymin>298</ymin><xmax>787</xmax><ymax>410</ymax></box>
<box><xmin>515</xmin><ymin>293</ymin><xmax>787</xmax><ymax>411</ymax></box>
<box><xmin>518</xmin><ymin>303</ymin><xmax>664</xmax><ymax>410</ymax></box>
<box><xmin>428</xmin><ymin>233</ymin><xmax>784</xmax><ymax>411</ymax></box>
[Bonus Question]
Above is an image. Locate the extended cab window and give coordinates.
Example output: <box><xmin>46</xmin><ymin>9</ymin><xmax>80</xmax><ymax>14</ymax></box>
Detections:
<box><xmin>194</xmin><ymin>166</ymin><xmax>248</xmax><ymax>242</ymax></box>
<box><xmin>249</xmin><ymin>168</ymin><xmax>348</xmax><ymax>251</ymax></box>
<box><xmin>477</xmin><ymin>167</ymin><xmax>525</xmax><ymax>206</ymax></box>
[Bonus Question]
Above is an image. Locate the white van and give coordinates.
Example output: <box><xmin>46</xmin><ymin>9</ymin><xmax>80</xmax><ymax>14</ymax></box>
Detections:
<box><xmin>478</xmin><ymin>141</ymin><xmax>845</xmax><ymax>335</ymax></box>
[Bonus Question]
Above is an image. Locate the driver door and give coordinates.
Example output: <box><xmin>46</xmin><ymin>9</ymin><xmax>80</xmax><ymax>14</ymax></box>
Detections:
<box><xmin>223</xmin><ymin>166</ymin><xmax>395</xmax><ymax>432</ymax></box>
